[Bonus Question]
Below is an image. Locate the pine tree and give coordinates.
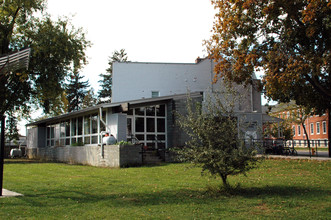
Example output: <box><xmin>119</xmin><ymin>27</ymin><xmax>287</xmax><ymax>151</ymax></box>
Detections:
<box><xmin>66</xmin><ymin>72</ymin><xmax>90</xmax><ymax>112</ymax></box>
<box><xmin>98</xmin><ymin>49</ymin><xmax>128</xmax><ymax>103</ymax></box>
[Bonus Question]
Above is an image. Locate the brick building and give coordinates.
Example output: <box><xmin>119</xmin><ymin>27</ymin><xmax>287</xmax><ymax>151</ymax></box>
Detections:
<box><xmin>270</xmin><ymin>103</ymin><xmax>329</xmax><ymax>148</ymax></box>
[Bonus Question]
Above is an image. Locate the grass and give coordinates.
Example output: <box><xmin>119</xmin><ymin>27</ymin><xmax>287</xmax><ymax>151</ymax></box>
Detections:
<box><xmin>1</xmin><ymin>159</ymin><xmax>330</xmax><ymax>219</ymax></box>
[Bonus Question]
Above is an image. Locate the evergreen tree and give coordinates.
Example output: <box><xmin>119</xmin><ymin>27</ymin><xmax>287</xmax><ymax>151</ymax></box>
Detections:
<box><xmin>98</xmin><ymin>49</ymin><xmax>128</xmax><ymax>103</ymax></box>
<box><xmin>82</xmin><ymin>88</ymin><xmax>98</xmax><ymax>109</ymax></box>
<box><xmin>66</xmin><ymin>72</ymin><xmax>90</xmax><ymax>112</ymax></box>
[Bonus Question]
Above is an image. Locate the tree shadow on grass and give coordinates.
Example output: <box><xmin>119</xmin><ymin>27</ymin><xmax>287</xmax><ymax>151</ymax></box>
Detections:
<box><xmin>10</xmin><ymin>185</ymin><xmax>329</xmax><ymax>208</ymax></box>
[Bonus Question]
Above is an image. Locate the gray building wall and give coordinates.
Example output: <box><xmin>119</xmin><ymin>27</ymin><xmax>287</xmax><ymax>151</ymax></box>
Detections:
<box><xmin>27</xmin><ymin>126</ymin><xmax>46</xmax><ymax>149</ymax></box>
<box><xmin>26</xmin><ymin>144</ymin><xmax>142</xmax><ymax>168</ymax></box>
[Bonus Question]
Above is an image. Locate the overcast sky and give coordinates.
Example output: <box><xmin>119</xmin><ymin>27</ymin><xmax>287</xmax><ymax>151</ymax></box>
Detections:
<box><xmin>46</xmin><ymin>0</ymin><xmax>216</xmax><ymax>89</ymax></box>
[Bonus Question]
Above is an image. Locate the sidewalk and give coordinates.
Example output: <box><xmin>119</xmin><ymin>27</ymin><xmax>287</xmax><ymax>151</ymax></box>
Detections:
<box><xmin>265</xmin><ymin>154</ymin><xmax>331</xmax><ymax>161</ymax></box>
<box><xmin>0</xmin><ymin>189</ymin><xmax>23</xmax><ymax>198</ymax></box>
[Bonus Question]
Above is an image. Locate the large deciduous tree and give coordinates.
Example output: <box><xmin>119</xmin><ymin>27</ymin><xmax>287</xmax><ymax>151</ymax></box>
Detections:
<box><xmin>0</xmin><ymin>0</ymin><xmax>90</xmax><ymax>117</ymax></box>
<box><xmin>98</xmin><ymin>49</ymin><xmax>128</xmax><ymax>103</ymax></box>
<box><xmin>205</xmin><ymin>0</ymin><xmax>331</xmax><ymax>155</ymax></box>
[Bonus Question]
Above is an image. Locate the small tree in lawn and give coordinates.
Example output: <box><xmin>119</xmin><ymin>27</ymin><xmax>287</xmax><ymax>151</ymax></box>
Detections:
<box><xmin>174</xmin><ymin>88</ymin><xmax>260</xmax><ymax>188</ymax></box>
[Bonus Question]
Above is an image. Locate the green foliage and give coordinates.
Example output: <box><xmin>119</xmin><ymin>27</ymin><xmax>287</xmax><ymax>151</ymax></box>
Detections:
<box><xmin>173</xmin><ymin>90</ymin><xmax>260</xmax><ymax>187</ymax></box>
<box><xmin>71</xmin><ymin>142</ymin><xmax>84</xmax><ymax>147</ymax></box>
<box><xmin>116</xmin><ymin>140</ymin><xmax>134</xmax><ymax>146</ymax></box>
<box><xmin>98</xmin><ymin>49</ymin><xmax>128</xmax><ymax>102</ymax></box>
<box><xmin>206</xmin><ymin>0</ymin><xmax>331</xmax><ymax>114</ymax></box>
<box><xmin>66</xmin><ymin>72</ymin><xmax>90</xmax><ymax>112</ymax></box>
<box><xmin>0</xmin><ymin>1</ymin><xmax>90</xmax><ymax>117</ymax></box>
<box><xmin>5</xmin><ymin>111</ymin><xmax>19</xmax><ymax>142</ymax></box>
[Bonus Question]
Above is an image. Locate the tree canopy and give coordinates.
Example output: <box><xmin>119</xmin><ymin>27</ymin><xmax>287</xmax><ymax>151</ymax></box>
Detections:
<box><xmin>0</xmin><ymin>0</ymin><xmax>90</xmax><ymax>117</ymax></box>
<box><xmin>205</xmin><ymin>0</ymin><xmax>330</xmax><ymax>114</ymax></box>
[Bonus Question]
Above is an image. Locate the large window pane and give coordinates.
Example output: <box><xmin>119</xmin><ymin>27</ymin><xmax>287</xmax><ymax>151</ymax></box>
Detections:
<box><xmin>135</xmin><ymin>117</ymin><xmax>144</xmax><ymax>132</ymax></box>
<box><xmin>156</xmin><ymin>104</ymin><xmax>165</xmax><ymax>116</ymax></box>
<box><xmin>147</xmin><ymin>118</ymin><xmax>155</xmax><ymax>132</ymax></box>
<box><xmin>60</xmin><ymin>122</ymin><xmax>66</xmax><ymax>137</ymax></box>
<box><xmin>71</xmin><ymin>118</ymin><xmax>77</xmax><ymax>136</ymax></box>
<box><xmin>100</xmin><ymin>111</ymin><xmax>106</xmax><ymax>132</ymax></box>
<box><xmin>84</xmin><ymin>137</ymin><xmax>90</xmax><ymax>145</ymax></box>
<box><xmin>84</xmin><ymin>115</ymin><xmax>90</xmax><ymax>134</ymax></box>
<box><xmin>91</xmin><ymin>114</ymin><xmax>98</xmax><ymax>134</ymax></box>
<box><xmin>65</xmin><ymin>120</ymin><xmax>70</xmax><ymax>137</ymax></box>
<box><xmin>91</xmin><ymin>136</ymin><xmax>98</xmax><ymax>144</ymax></box>
<box><xmin>157</xmin><ymin>118</ymin><xmax>165</xmax><ymax>132</ymax></box>
<box><xmin>135</xmin><ymin>107</ymin><xmax>145</xmax><ymax>116</ymax></box>
<box><xmin>146</xmin><ymin>106</ymin><xmax>155</xmax><ymax>116</ymax></box>
<box><xmin>78</xmin><ymin>117</ymin><xmax>83</xmax><ymax>135</ymax></box>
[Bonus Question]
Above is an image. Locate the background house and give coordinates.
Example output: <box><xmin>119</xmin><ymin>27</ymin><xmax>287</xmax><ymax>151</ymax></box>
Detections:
<box><xmin>269</xmin><ymin>104</ymin><xmax>329</xmax><ymax>148</ymax></box>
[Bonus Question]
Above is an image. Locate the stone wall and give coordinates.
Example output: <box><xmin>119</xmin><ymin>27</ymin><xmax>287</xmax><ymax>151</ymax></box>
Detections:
<box><xmin>26</xmin><ymin>144</ymin><xmax>142</xmax><ymax>168</ymax></box>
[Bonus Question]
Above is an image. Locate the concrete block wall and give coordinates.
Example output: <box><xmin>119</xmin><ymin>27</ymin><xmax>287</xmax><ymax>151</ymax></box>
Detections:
<box><xmin>26</xmin><ymin>144</ymin><xmax>142</xmax><ymax>168</ymax></box>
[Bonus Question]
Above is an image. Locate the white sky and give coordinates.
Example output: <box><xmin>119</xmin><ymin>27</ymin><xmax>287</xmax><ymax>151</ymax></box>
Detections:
<box><xmin>19</xmin><ymin>0</ymin><xmax>216</xmax><ymax>135</ymax></box>
<box><xmin>46</xmin><ymin>0</ymin><xmax>216</xmax><ymax>90</ymax></box>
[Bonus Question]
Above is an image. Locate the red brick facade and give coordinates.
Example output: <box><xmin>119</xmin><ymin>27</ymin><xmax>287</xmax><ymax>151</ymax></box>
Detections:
<box><xmin>274</xmin><ymin>110</ymin><xmax>329</xmax><ymax>147</ymax></box>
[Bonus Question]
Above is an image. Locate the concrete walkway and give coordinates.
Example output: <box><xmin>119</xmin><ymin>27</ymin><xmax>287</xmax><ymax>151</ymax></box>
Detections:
<box><xmin>265</xmin><ymin>154</ymin><xmax>331</xmax><ymax>161</ymax></box>
<box><xmin>0</xmin><ymin>189</ymin><xmax>23</xmax><ymax>198</ymax></box>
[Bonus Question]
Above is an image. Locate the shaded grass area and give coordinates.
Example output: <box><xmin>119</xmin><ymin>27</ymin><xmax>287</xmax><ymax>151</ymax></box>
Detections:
<box><xmin>1</xmin><ymin>159</ymin><xmax>330</xmax><ymax>219</ymax></box>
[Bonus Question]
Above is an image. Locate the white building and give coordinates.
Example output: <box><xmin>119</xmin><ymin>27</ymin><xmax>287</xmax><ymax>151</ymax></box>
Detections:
<box><xmin>26</xmin><ymin>58</ymin><xmax>263</xmax><ymax>166</ymax></box>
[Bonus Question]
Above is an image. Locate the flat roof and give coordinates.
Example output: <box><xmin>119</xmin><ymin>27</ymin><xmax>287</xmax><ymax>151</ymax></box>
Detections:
<box><xmin>26</xmin><ymin>92</ymin><xmax>203</xmax><ymax>126</ymax></box>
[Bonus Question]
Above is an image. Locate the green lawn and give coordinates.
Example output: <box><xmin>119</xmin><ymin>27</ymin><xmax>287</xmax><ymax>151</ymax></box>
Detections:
<box><xmin>1</xmin><ymin>159</ymin><xmax>330</xmax><ymax>219</ymax></box>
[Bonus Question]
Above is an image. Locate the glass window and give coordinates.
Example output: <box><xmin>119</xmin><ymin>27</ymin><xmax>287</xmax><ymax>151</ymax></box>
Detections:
<box><xmin>156</xmin><ymin>104</ymin><xmax>165</xmax><ymax>116</ymax></box>
<box><xmin>298</xmin><ymin>125</ymin><xmax>301</xmax><ymax>135</ymax></box>
<box><xmin>71</xmin><ymin>118</ymin><xmax>77</xmax><ymax>136</ymax></box>
<box><xmin>65</xmin><ymin>120</ymin><xmax>70</xmax><ymax>137</ymax></box>
<box><xmin>157</xmin><ymin>118</ymin><xmax>165</xmax><ymax>132</ymax></box>
<box><xmin>78</xmin><ymin>117</ymin><xmax>83</xmax><ymax>135</ymax></box>
<box><xmin>50</xmin><ymin>127</ymin><xmax>55</xmax><ymax>139</ymax></box>
<box><xmin>91</xmin><ymin>114</ymin><xmax>98</xmax><ymax>134</ymax></box>
<box><xmin>136</xmin><ymin>134</ymin><xmax>144</xmax><ymax>141</ymax></box>
<box><xmin>60</xmin><ymin>122</ymin><xmax>66</xmax><ymax>137</ymax></box>
<box><xmin>84</xmin><ymin>137</ymin><xmax>90</xmax><ymax>145</ymax></box>
<box><xmin>91</xmin><ymin>136</ymin><xmax>98</xmax><ymax>144</ymax></box>
<box><xmin>100</xmin><ymin>111</ymin><xmax>106</xmax><ymax>132</ymax></box>
<box><xmin>147</xmin><ymin>118</ymin><xmax>155</xmax><ymax>132</ymax></box>
<box><xmin>316</xmin><ymin>122</ymin><xmax>320</xmax><ymax>134</ymax></box>
<box><xmin>135</xmin><ymin>117</ymin><xmax>145</xmax><ymax>132</ymax></box>
<box><xmin>127</xmin><ymin>118</ymin><xmax>132</xmax><ymax>136</ymax></box>
<box><xmin>146</xmin><ymin>106</ymin><xmax>155</xmax><ymax>116</ymax></box>
<box><xmin>135</xmin><ymin>107</ymin><xmax>145</xmax><ymax>116</ymax></box>
<box><xmin>322</xmin><ymin>121</ymin><xmax>327</xmax><ymax>134</ymax></box>
<box><xmin>84</xmin><ymin>115</ymin><xmax>90</xmax><ymax>134</ymax></box>
<box><xmin>152</xmin><ymin>91</ymin><xmax>159</xmax><ymax>98</ymax></box>
<box><xmin>147</xmin><ymin>135</ymin><xmax>156</xmax><ymax>140</ymax></box>
<box><xmin>310</xmin><ymin>123</ymin><xmax>314</xmax><ymax>134</ymax></box>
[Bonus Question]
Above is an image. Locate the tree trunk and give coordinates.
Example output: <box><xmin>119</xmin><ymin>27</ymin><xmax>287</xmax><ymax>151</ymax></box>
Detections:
<box><xmin>302</xmin><ymin>122</ymin><xmax>311</xmax><ymax>158</ymax></box>
<box><xmin>220</xmin><ymin>174</ymin><xmax>229</xmax><ymax>188</ymax></box>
